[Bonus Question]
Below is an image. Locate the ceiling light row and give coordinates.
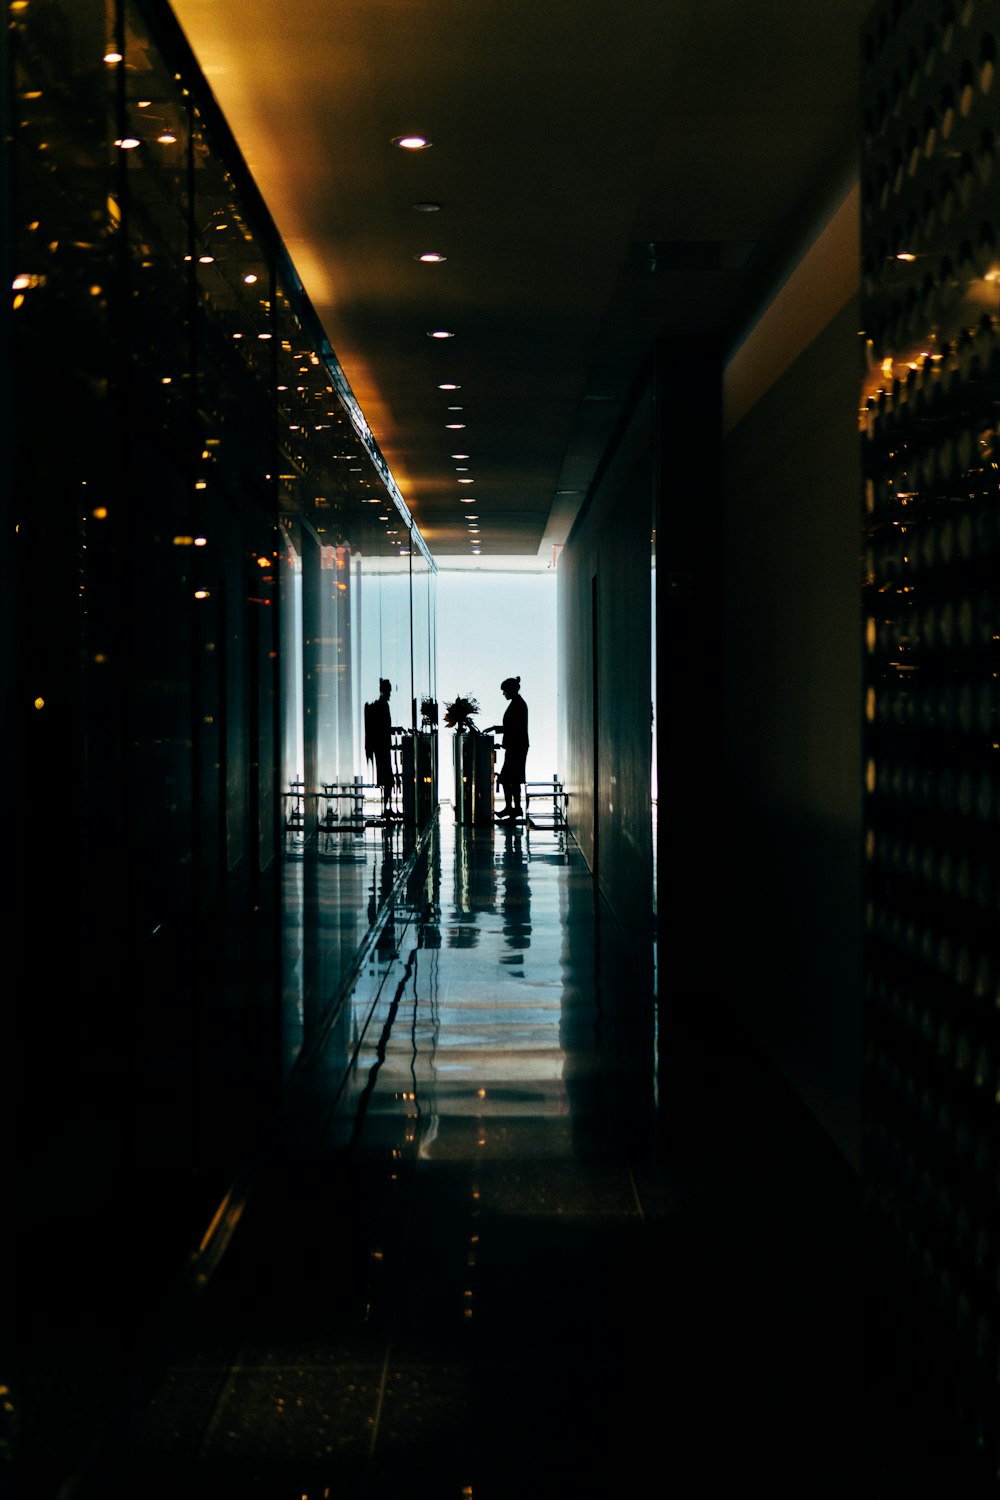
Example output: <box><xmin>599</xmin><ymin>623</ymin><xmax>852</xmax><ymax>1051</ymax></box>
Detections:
<box><xmin>394</xmin><ymin>129</ymin><xmax>481</xmax><ymax>552</ymax></box>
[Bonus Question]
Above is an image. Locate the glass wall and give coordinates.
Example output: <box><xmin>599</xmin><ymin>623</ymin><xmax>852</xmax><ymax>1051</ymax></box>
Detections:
<box><xmin>6</xmin><ymin>1</ymin><xmax>436</xmax><ymax>1489</ymax></box>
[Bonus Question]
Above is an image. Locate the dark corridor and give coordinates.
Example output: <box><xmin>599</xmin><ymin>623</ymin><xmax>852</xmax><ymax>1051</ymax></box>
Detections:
<box><xmin>33</xmin><ymin>813</ymin><xmax>885</xmax><ymax>1500</ymax></box>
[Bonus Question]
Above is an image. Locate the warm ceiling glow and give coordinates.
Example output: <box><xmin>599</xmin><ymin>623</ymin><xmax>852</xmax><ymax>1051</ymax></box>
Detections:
<box><xmin>393</xmin><ymin>134</ymin><xmax>431</xmax><ymax>150</ymax></box>
<box><xmin>417</xmin><ymin>252</ymin><xmax>447</xmax><ymax>263</ymax></box>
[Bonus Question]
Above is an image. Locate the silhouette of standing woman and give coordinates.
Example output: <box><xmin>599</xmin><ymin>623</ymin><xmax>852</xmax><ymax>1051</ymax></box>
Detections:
<box><xmin>489</xmin><ymin>676</ymin><xmax>529</xmax><ymax>822</ymax></box>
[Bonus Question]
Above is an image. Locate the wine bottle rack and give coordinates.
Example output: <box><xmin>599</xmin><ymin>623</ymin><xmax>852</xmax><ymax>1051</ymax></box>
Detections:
<box><xmin>860</xmin><ymin>0</ymin><xmax>1000</xmax><ymax>1476</ymax></box>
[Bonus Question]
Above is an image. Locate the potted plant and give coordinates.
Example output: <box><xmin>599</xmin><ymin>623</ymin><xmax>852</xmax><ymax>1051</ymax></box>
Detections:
<box><xmin>442</xmin><ymin>693</ymin><xmax>480</xmax><ymax>733</ymax></box>
<box><xmin>420</xmin><ymin>695</ymin><xmax>439</xmax><ymax>728</ymax></box>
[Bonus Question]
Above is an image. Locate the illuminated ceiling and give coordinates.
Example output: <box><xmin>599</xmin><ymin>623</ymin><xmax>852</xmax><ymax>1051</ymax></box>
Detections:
<box><xmin>169</xmin><ymin>0</ymin><xmax>872</xmax><ymax>560</ymax></box>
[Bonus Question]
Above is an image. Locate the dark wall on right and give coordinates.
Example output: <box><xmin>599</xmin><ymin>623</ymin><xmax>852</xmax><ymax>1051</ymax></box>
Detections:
<box><xmin>858</xmin><ymin>0</ymin><xmax>1000</xmax><ymax>1480</ymax></box>
<box><xmin>723</xmin><ymin>297</ymin><xmax>864</xmax><ymax>1169</ymax></box>
<box><xmin>558</xmin><ymin>377</ymin><xmax>655</xmax><ymax>959</ymax></box>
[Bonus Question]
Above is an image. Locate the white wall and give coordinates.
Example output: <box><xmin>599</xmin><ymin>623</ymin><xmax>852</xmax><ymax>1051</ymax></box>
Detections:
<box><xmin>435</xmin><ymin>567</ymin><xmax>559</xmax><ymax>786</ymax></box>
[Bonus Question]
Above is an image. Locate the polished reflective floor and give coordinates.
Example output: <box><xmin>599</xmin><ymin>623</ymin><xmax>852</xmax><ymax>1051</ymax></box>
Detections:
<box><xmin>87</xmin><ymin>812</ymin><xmax>869</xmax><ymax>1499</ymax></box>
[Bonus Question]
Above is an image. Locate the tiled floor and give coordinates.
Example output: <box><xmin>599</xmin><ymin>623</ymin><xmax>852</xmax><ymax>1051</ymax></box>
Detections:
<box><xmin>83</xmin><ymin>812</ymin><xmax>873</xmax><ymax>1499</ymax></box>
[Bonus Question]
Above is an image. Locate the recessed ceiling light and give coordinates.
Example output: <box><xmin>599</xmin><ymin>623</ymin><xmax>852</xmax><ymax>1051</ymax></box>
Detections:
<box><xmin>438</xmin><ymin>383</ymin><xmax>460</xmax><ymax>390</ymax></box>
<box><xmin>416</xmin><ymin>252</ymin><xmax>447</xmax><ymax>263</ymax></box>
<box><xmin>458</xmin><ymin>478</ymin><xmax>474</xmax><ymax>484</ymax></box>
<box><xmin>447</xmin><ymin>405</ymin><xmax>463</xmax><ymax>411</ymax></box>
<box><xmin>428</xmin><ymin>330</ymin><xmax>454</xmax><ymax>339</ymax></box>
<box><xmin>446</xmin><ymin>423</ymin><xmax>465</xmax><ymax>429</ymax></box>
<box><xmin>413</xmin><ymin>201</ymin><xmax>441</xmax><ymax>212</ymax></box>
<box><xmin>451</xmin><ymin>453</ymin><xmax>469</xmax><ymax>459</ymax></box>
<box><xmin>460</xmin><ymin>495</ymin><xmax>476</xmax><ymax>504</ymax></box>
<box><xmin>392</xmin><ymin>134</ymin><xmax>431</xmax><ymax>150</ymax></box>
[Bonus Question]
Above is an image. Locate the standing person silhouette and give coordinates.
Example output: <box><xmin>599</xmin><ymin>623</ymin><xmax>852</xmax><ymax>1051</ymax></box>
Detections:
<box><xmin>365</xmin><ymin>678</ymin><xmax>397</xmax><ymax>821</ymax></box>
<box><xmin>488</xmin><ymin>676</ymin><xmax>529</xmax><ymax>822</ymax></box>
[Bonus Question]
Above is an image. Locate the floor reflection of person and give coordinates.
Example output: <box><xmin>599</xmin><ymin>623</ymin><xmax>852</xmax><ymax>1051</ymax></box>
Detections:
<box><xmin>500</xmin><ymin>826</ymin><xmax>531</xmax><ymax>959</ymax></box>
<box><xmin>488</xmin><ymin>675</ymin><xmax>529</xmax><ymax>822</ymax></box>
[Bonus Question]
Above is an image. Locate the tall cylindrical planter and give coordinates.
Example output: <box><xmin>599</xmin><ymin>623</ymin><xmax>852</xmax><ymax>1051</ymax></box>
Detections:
<box><xmin>417</xmin><ymin>729</ymin><xmax>438</xmax><ymax>823</ymax></box>
<box><xmin>453</xmin><ymin>730</ymin><xmax>494</xmax><ymax>824</ymax></box>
